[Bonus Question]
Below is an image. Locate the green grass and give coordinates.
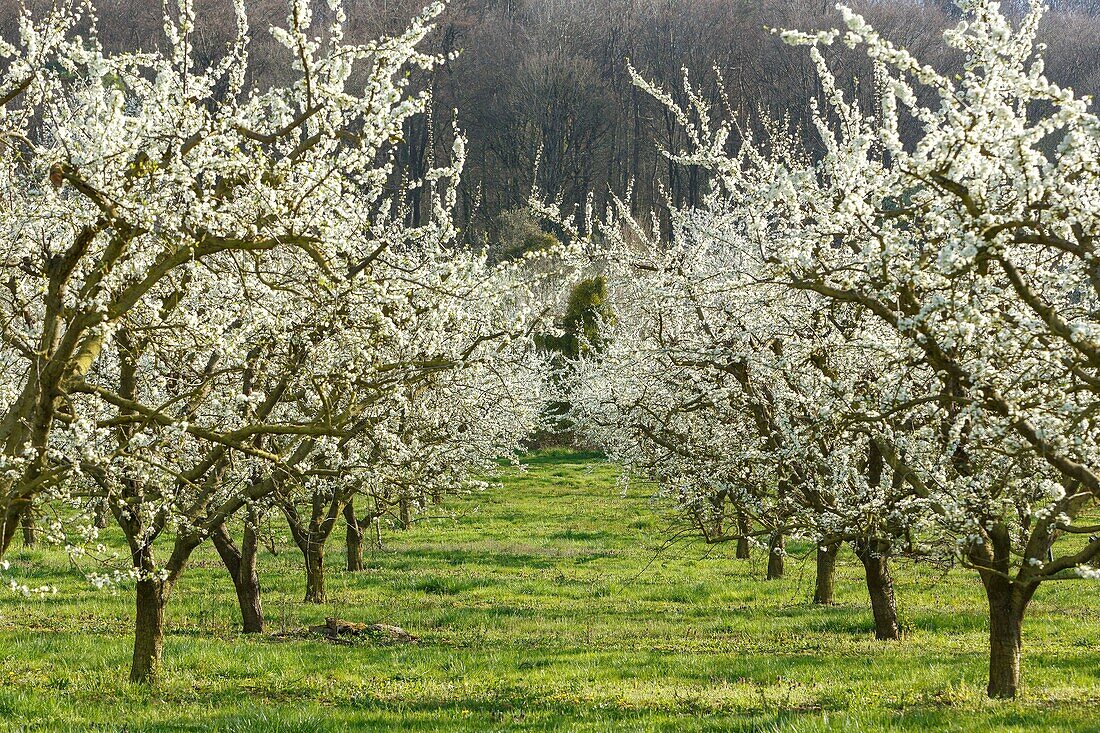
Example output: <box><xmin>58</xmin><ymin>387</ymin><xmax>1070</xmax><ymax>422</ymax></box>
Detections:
<box><xmin>1</xmin><ymin>449</ymin><xmax>1099</xmax><ymax>731</ymax></box>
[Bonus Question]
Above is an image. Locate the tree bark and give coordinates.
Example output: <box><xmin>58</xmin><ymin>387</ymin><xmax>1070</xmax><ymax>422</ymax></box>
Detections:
<box><xmin>814</xmin><ymin>541</ymin><xmax>840</xmax><ymax>605</ymax></box>
<box><xmin>735</xmin><ymin>512</ymin><xmax>750</xmax><ymax>559</ymax></box>
<box><xmin>398</xmin><ymin>497</ymin><xmax>411</xmax><ymax>530</ymax></box>
<box><xmin>20</xmin><ymin>510</ymin><xmax>36</xmax><ymax>548</ymax></box>
<box><xmin>304</xmin><ymin>543</ymin><xmax>326</xmax><ymax>603</ymax></box>
<box><xmin>131</xmin><ymin>574</ymin><xmax>168</xmax><ymax>684</ymax></box>
<box><xmin>854</xmin><ymin>539</ymin><xmax>900</xmax><ymax>640</ymax></box>
<box><xmin>372</xmin><ymin>515</ymin><xmax>383</xmax><ymax>551</ymax></box>
<box><xmin>281</xmin><ymin>498</ymin><xmax>342</xmax><ymax>605</ymax></box>
<box><xmin>344</xmin><ymin>501</ymin><xmax>364</xmax><ymax>572</ymax></box>
<box><xmin>987</xmin><ymin>588</ymin><xmax>1024</xmax><ymax>699</ymax></box>
<box><xmin>766</xmin><ymin>530</ymin><xmax>784</xmax><ymax>580</ymax></box>
<box><xmin>0</xmin><ymin>502</ymin><xmax>25</xmax><ymax>559</ymax></box>
<box><xmin>979</xmin><ymin>567</ymin><xmax>1035</xmax><ymax>699</ymax></box>
<box><xmin>211</xmin><ymin>520</ymin><xmax>264</xmax><ymax>634</ymax></box>
<box><xmin>125</xmin><ymin>531</ymin><xmax>201</xmax><ymax>684</ymax></box>
<box><xmin>93</xmin><ymin>500</ymin><xmax>109</xmax><ymax>530</ymax></box>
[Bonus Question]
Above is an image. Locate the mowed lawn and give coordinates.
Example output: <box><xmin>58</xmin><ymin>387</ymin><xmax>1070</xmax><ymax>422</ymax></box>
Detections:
<box><xmin>1</xmin><ymin>451</ymin><xmax>1099</xmax><ymax>732</ymax></box>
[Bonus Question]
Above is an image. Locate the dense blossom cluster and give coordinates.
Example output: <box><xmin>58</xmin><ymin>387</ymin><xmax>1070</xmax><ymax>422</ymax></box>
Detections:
<box><xmin>569</xmin><ymin>0</ymin><xmax>1100</xmax><ymax>699</ymax></box>
<box><xmin>3</xmin><ymin>0</ymin><xmax>1097</xmax><ymax>703</ymax></box>
<box><xmin>0</xmin><ymin>0</ymin><xmax>550</xmax><ymax>681</ymax></box>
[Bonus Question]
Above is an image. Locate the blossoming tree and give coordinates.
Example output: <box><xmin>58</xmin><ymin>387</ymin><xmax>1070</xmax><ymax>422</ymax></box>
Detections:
<box><xmin>567</xmin><ymin>203</ymin><xmax>930</xmax><ymax>639</ymax></box>
<box><xmin>1</xmin><ymin>0</ymin><xmax>551</xmax><ymax>684</ymax></box>
<box><xmin>271</xmin><ymin>252</ymin><xmax>548</xmax><ymax>604</ymax></box>
<box><xmin>616</xmin><ymin>0</ymin><xmax>1100</xmax><ymax>699</ymax></box>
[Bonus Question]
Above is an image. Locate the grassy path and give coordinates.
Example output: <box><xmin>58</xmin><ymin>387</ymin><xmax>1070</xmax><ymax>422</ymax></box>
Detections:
<box><xmin>1</xmin><ymin>451</ymin><xmax>1098</xmax><ymax>731</ymax></box>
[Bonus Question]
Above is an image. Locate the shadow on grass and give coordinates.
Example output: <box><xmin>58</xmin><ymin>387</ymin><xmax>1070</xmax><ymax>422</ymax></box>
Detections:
<box><xmin>520</xmin><ymin>449</ymin><xmax>608</xmax><ymax>467</ymax></box>
<box><xmin>36</xmin><ymin>695</ymin><xmax>1098</xmax><ymax>733</ymax></box>
<box><xmin>387</xmin><ymin>546</ymin><xmax>614</xmax><ymax>570</ymax></box>
<box><xmin>547</xmin><ymin>529</ymin><xmax>611</xmax><ymax>542</ymax></box>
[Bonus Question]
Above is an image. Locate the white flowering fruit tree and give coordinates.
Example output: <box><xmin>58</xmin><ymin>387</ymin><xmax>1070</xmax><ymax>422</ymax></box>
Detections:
<box><xmin>568</xmin><ymin>203</ymin><xmax>930</xmax><ymax>641</ymax></box>
<box><xmin>0</xmin><ymin>0</ymin><xmax>552</xmax><ymax>683</ymax></box>
<box><xmin>568</xmin><ymin>0</ymin><xmax>1100</xmax><ymax>700</ymax></box>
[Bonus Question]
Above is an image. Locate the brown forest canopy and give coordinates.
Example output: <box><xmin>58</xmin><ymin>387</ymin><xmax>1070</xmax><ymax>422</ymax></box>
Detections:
<box><xmin>4</xmin><ymin>0</ymin><xmax>1100</xmax><ymax>240</ymax></box>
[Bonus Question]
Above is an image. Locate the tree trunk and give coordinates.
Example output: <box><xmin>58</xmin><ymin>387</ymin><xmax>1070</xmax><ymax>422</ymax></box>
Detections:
<box><xmin>982</xmin><ymin>574</ymin><xmax>1032</xmax><ymax>699</ymax></box>
<box><xmin>373</xmin><ymin>515</ymin><xmax>383</xmax><ymax>551</ymax></box>
<box><xmin>304</xmin><ymin>542</ymin><xmax>326</xmax><ymax>603</ymax></box>
<box><xmin>814</xmin><ymin>542</ymin><xmax>840</xmax><ymax>605</ymax></box>
<box><xmin>855</xmin><ymin>539</ymin><xmax>900</xmax><ymax>640</ymax></box>
<box><xmin>735</xmin><ymin>512</ymin><xmax>750</xmax><ymax>559</ymax></box>
<box><xmin>282</xmin><ymin>499</ymin><xmax>342</xmax><ymax>606</ymax></box>
<box><xmin>20</xmin><ymin>510</ymin><xmax>36</xmax><ymax>548</ymax></box>
<box><xmin>0</xmin><ymin>504</ymin><xmax>24</xmax><ymax>559</ymax></box>
<box><xmin>766</xmin><ymin>530</ymin><xmax>784</xmax><ymax>580</ymax></box>
<box><xmin>236</xmin><ymin>524</ymin><xmax>264</xmax><ymax>633</ymax></box>
<box><xmin>344</xmin><ymin>502</ymin><xmax>364</xmax><ymax>572</ymax></box>
<box><xmin>708</xmin><ymin>493</ymin><xmax>724</xmax><ymax>537</ymax></box>
<box><xmin>211</xmin><ymin>521</ymin><xmax>264</xmax><ymax>634</ymax></box>
<box><xmin>93</xmin><ymin>500</ymin><xmax>109</xmax><ymax>530</ymax></box>
<box><xmin>131</xmin><ymin>576</ymin><xmax>168</xmax><ymax>684</ymax></box>
<box><xmin>398</xmin><ymin>497</ymin><xmax>411</xmax><ymax>530</ymax></box>
<box><xmin>987</xmin><ymin>595</ymin><xmax>1023</xmax><ymax>699</ymax></box>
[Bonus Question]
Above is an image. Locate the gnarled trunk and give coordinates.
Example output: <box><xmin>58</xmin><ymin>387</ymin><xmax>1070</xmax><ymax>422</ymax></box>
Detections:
<box><xmin>854</xmin><ymin>539</ymin><xmax>900</xmax><ymax>640</ymax></box>
<box><xmin>814</xmin><ymin>542</ymin><xmax>840</xmax><ymax>605</ymax></box>
<box><xmin>344</xmin><ymin>501</ymin><xmax>364</xmax><ymax>572</ymax></box>
<box><xmin>766</xmin><ymin>530</ymin><xmax>784</xmax><ymax>580</ymax></box>
<box><xmin>212</xmin><ymin>520</ymin><xmax>264</xmax><ymax>634</ymax></box>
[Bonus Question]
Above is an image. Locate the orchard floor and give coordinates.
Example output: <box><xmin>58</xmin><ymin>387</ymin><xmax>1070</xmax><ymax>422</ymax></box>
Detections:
<box><xmin>1</xmin><ymin>450</ymin><xmax>1099</xmax><ymax>732</ymax></box>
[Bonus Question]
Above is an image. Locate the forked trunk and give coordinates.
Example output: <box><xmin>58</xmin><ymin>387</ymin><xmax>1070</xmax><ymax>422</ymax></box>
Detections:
<box><xmin>766</xmin><ymin>530</ymin><xmax>784</xmax><ymax>580</ymax></box>
<box><xmin>283</xmin><ymin>500</ymin><xmax>342</xmax><ymax>605</ymax></box>
<box><xmin>814</xmin><ymin>542</ymin><xmax>840</xmax><ymax>605</ymax></box>
<box><xmin>212</xmin><ymin>521</ymin><xmax>264</xmax><ymax>634</ymax></box>
<box><xmin>126</xmin><ymin>534</ymin><xmax>198</xmax><ymax>684</ymax></box>
<box><xmin>854</xmin><ymin>539</ymin><xmax>900</xmax><ymax>640</ymax></box>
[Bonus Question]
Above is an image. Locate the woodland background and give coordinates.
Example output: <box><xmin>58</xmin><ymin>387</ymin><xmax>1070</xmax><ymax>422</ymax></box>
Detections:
<box><xmin>7</xmin><ymin>0</ymin><xmax>1099</xmax><ymax>245</ymax></box>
